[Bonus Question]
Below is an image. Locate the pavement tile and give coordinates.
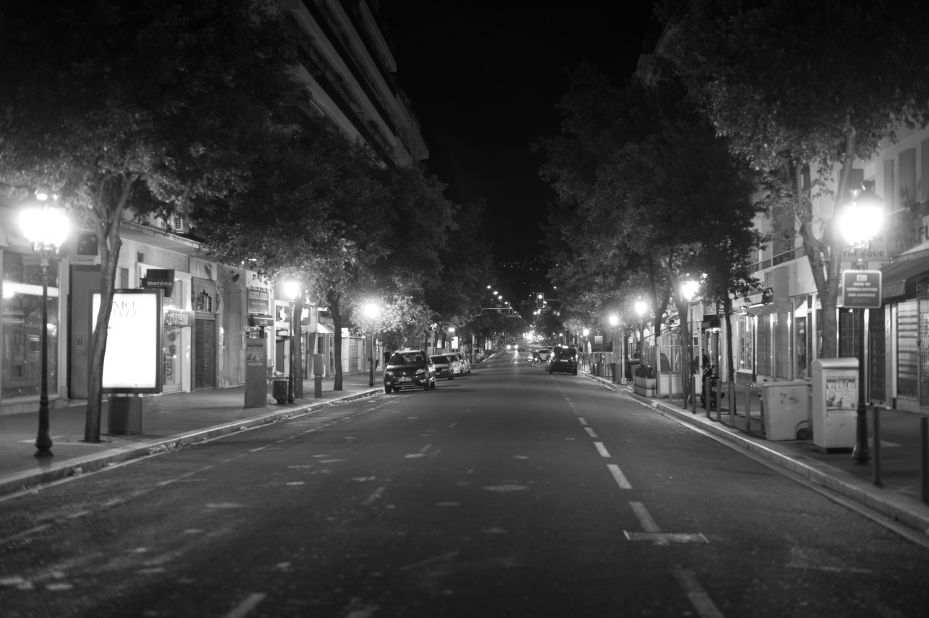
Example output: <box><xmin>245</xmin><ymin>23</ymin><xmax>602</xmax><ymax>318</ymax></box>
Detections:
<box><xmin>0</xmin><ymin>374</ymin><xmax>379</xmax><ymax>498</ymax></box>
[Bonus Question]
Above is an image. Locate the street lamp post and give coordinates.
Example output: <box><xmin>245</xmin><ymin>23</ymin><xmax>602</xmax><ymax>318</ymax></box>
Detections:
<box><xmin>19</xmin><ymin>198</ymin><xmax>70</xmax><ymax>458</ymax></box>
<box><xmin>362</xmin><ymin>301</ymin><xmax>381</xmax><ymax>387</ymax></box>
<box><xmin>681</xmin><ymin>280</ymin><xmax>700</xmax><ymax>409</ymax></box>
<box><xmin>283</xmin><ymin>279</ymin><xmax>300</xmax><ymax>404</ymax></box>
<box><xmin>634</xmin><ymin>298</ymin><xmax>648</xmax><ymax>360</ymax></box>
<box><xmin>608</xmin><ymin>314</ymin><xmax>620</xmax><ymax>383</ymax></box>
<box><xmin>839</xmin><ymin>186</ymin><xmax>883</xmax><ymax>465</ymax></box>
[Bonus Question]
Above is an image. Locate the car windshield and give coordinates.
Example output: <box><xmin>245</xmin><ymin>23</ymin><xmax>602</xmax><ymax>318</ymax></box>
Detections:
<box><xmin>430</xmin><ymin>355</ymin><xmax>446</xmax><ymax>364</ymax></box>
<box><xmin>390</xmin><ymin>352</ymin><xmax>424</xmax><ymax>365</ymax></box>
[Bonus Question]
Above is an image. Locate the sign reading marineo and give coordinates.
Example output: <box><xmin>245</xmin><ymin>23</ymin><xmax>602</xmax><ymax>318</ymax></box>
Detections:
<box><xmin>840</xmin><ymin>269</ymin><xmax>882</xmax><ymax>309</ymax></box>
<box><xmin>92</xmin><ymin>289</ymin><xmax>163</xmax><ymax>393</ymax></box>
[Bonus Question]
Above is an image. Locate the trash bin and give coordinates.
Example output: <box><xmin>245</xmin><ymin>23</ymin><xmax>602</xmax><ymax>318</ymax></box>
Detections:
<box><xmin>108</xmin><ymin>396</ymin><xmax>142</xmax><ymax>434</ymax></box>
<box><xmin>272</xmin><ymin>376</ymin><xmax>290</xmax><ymax>404</ymax></box>
<box><xmin>760</xmin><ymin>380</ymin><xmax>811</xmax><ymax>440</ymax></box>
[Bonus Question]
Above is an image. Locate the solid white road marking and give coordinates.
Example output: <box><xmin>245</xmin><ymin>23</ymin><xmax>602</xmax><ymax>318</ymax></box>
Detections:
<box><xmin>593</xmin><ymin>441</ymin><xmax>611</xmax><ymax>458</ymax></box>
<box><xmin>671</xmin><ymin>568</ymin><xmax>724</xmax><ymax>618</ymax></box>
<box><xmin>607</xmin><ymin>463</ymin><xmax>632</xmax><ymax>489</ymax></box>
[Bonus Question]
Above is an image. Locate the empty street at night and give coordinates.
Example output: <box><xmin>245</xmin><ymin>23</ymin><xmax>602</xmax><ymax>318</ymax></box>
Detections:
<box><xmin>3</xmin><ymin>354</ymin><xmax>929</xmax><ymax>617</ymax></box>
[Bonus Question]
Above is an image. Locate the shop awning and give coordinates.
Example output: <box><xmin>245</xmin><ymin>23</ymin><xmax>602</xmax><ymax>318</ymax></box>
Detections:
<box><xmin>881</xmin><ymin>255</ymin><xmax>929</xmax><ymax>302</ymax></box>
<box><xmin>312</xmin><ymin>323</ymin><xmax>333</xmax><ymax>334</ymax></box>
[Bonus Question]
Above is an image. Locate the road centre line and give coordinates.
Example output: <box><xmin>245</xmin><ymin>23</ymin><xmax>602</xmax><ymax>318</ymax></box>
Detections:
<box><xmin>607</xmin><ymin>463</ymin><xmax>632</xmax><ymax>489</ymax></box>
<box><xmin>671</xmin><ymin>568</ymin><xmax>725</xmax><ymax>618</ymax></box>
<box><xmin>577</xmin><ymin>416</ymin><xmax>589</xmax><ymax>426</ymax></box>
<box><xmin>363</xmin><ymin>486</ymin><xmax>385</xmax><ymax>506</ymax></box>
<box><xmin>223</xmin><ymin>592</ymin><xmax>268</xmax><ymax>618</ymax></box>
<box><xmin>584</xmin><ymin>426</ymin><xmax>599</xmax><ymax>439</ymax></box>
<box><xmin>593</xmin><ymin>441</ymin><xmax>611</xmax><ymax>458</ymax></box>
<box><xmin>629</xmin><ymin>501</ymin><xmax>661</xmax><ymax>533</ymax></box>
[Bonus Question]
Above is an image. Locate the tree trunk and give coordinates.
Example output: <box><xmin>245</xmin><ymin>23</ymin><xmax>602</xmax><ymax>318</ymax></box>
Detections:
<box><xmin>330</xmin><ymin>292</ymin><xmax>343</xmax><ymax>391</ymax></box>
<box><xmin>291</xmin><ymin>296</ymin><xmax>303</xmax><ymax>399</ymax></box>
<box><xmin>723</xmin><ymin>296</ymin><xmax>735</xmax><ymax>383</ymax></box>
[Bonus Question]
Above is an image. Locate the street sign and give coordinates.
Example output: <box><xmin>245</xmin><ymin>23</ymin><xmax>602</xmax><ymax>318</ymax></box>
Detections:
<box><xmin>840</xmin><ymin>269</ymin><xmax>882</xmax><ymax>309</ymax></box>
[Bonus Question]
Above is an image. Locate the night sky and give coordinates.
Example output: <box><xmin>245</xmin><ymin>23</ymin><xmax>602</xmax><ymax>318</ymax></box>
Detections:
<box><xmin>381</xmin><ymin>3</ymin><xmax>660</xmax><ymax>299</ymax></box>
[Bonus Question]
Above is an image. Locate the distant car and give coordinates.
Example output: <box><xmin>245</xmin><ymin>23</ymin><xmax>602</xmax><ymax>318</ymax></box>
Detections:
<box><xmin>533</xmin><ymin>348</ymin><xmax>552</xmax><ymax>364</ymax></box>
<box><xmin>548</xmin><ymin>345</ymin><xmax>578</xmax><ymax>375</ymax></box>
<box><xmin>384</xmin><ymin>350</ymin><xmax>436</xmax><ymax>393</ymax></box>
<box><xmin>456</xmin><ymin>353</ymin><xmax>471</xmax><ymax>375</ymax></box>
<box><xmin>431</xmin><ymin>354</ymin><xmax>461</xmax><ymax>380</ymax></box>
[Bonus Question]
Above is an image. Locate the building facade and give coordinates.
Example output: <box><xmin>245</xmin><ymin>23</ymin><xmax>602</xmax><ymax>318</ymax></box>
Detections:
<box><xmin>0</xmin><ymin>0</ymin><xmax>426</xmax><ymax>415</ymax></box>
<box><xmin>692</xmin><ymin>124</ymin><xmax>929</xmax><ymax>416</ymax></box>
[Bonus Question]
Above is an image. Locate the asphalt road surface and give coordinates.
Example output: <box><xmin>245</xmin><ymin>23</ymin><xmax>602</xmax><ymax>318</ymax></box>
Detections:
<box><xmin>2</xmin><ymin>350</ymin><xmax>929</xmax><ymax>617</ymax></box>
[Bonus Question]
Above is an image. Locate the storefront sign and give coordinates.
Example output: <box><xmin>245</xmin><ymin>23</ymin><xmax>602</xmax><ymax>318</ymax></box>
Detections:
<box><xmin>92</xmin><ymin>289</ymin><xmax>162</xmax><ymax>394</ymax></box>
<box><xmin>165</xmin><ymin>308</ymin><xmax>193</xmax><ymax>327</ymax></box>
<box><xmin>840</xmin><ymin>270</ymin><xmax>882</xmax><ymax>309</ymax></box>
<box><xmin>142</xmin><ymin>269</ymin><xmax>175</xmax><ymax>296</ymax></box>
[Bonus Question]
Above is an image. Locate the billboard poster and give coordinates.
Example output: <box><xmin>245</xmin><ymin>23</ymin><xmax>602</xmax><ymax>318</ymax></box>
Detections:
<box><xmin>92</xmin><ymin>289</ymin><xmax>163</xmax><ymax>394</ymax></box>
<box><xmin>824</xmin><ymin>373</ymin><xmax>857</xmax><ymax>416</ymax></box>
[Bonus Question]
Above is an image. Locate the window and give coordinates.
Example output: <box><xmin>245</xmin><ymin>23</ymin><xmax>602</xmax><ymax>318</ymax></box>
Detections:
<box><xmin>1</xmin><ymin>251</ymin><xmax>60</xmax><ymax>400</ymax></box>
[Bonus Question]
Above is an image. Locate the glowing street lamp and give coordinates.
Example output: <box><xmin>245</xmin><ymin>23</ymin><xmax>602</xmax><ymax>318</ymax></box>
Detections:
<box><xmin>840</xmin><ymin>187</ymin><xmax>883</xmax><ymax>465</ymax></box>
<box><xmin>19</xmin><ymin>197</ymin><xmax>70</xmax><ymax>457</ymax></box>
<box><xmin>680</xmin><ymin>280</ymin><xmax>700</xmax><ymax>409</ymax></box>
<box><xmin>283</xmin><ymin>279</ymin><xmax>300</xmax><ymax>403</ymax></box>
<box><xmin>362</xmin><ymin>300</ymin><xmax>381</xmax><ymax>387</ymax></box>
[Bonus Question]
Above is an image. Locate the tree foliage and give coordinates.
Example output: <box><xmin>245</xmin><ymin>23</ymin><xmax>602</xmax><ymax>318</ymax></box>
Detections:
<box><xmin>538</xmin><ymin>65</ymin><xmax>760</xmax><ymax>365</ymax></box>
<box><xmin>0</xmin><ymin>0</ymin><xmax>299</xmax><ymax>440</ymax></box>
<box><xmin>656</xmin><ymin>0</ymin><xmax>929</xmax><ymax>357</ymax></box>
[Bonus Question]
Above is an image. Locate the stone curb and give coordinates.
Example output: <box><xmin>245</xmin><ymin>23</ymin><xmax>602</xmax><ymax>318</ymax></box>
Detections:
<box><xmin>583</xmin><ymin>373</ymin><xmax>929</xmax><ymax>538</ymax></box>
<box><xmin>0</xmin><ymin>388</ymin><xmax>380</xmax><ymax>499</ymax></box>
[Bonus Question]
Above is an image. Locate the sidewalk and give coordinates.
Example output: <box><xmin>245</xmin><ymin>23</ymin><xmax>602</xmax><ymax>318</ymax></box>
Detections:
<box><xmin>585</xmin><ymin>372</ymin><xmax>929</xmax><ymax>538</ymax></box>
<box><xmin>0</xmin><ymin>374</ymin><xmax>380</xmax><ymax>499</ymax></box>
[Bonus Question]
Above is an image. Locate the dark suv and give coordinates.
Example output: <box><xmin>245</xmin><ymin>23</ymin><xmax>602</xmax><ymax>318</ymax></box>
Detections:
<box><xmin>384</xmin><ymin>349</ymin><xmax>436</xmax><ymax>393</ymax></box>
<box><xmin>548</xmin><ymin>345</ymin><xmax>578</xmax><ymax>375</ymax></box>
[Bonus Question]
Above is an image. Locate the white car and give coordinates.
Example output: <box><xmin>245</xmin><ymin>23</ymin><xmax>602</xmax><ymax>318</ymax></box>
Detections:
<box><xmin>456</xmin><ymin>353</ymin><xmax>471</xmax><ymax>375</ymax></box>
<box><xmin>430</xmin><ymin>354</ymin><xmax>461</xmax><ymax>380</ymax></box>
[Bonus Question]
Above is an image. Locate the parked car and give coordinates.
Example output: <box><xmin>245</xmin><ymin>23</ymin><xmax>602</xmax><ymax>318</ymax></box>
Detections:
<box><xmin>548</xmin><ymin>345</ymin><xmax>578</xmax><ymax>375</ymax></box>
<box><xmin>431</xmin><ymin>353</ymin><xmax>461</xmax><ymax>380</ymax></box>
<box><xmin>456</xmin><ymin>353</ymin><xmax>471</xmax><ymax>375</ymax></box>
<box><xmin>384</xmin><ymin>350</ymin><xmax>436</xmax><ymax>393</ymax></box>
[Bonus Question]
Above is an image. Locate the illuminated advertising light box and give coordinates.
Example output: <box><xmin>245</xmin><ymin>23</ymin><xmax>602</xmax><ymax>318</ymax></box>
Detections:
<box><xmin>92</xmin><ymin>289</ymin><xmax>163</xmax><ymax>394</ymax></box>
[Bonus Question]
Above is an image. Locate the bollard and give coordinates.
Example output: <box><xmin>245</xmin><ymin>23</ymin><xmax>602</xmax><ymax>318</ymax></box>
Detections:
<box><xmin>313</xmin><ymin>353</ymin><xmax>324</xmax><ymax>398</ymax></box>
<box><xmin>744</xmin><ymin>384</ymin><xmax>752</xmax><ymax>434</ymax></box>
<box><xmin>872</xmin><ymin>406</ymin><xmax>882</xmax><ymax>487</ymax></box>
<box><xmin>921</xmin><ymin>417</ymin><xmax>928</xmax><ymax>505</ymax></box>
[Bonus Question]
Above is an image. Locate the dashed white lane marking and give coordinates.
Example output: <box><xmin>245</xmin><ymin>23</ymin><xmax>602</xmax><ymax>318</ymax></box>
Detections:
<box><xmin>671</xmin><ymin>568</ymin><xmax>724</xmax><ymax>618</ymax></box>
<box><xmin>223</xmin><ymin>592</ymin><xmax>267</xmax><ymax>618</ymax></box>
<box><xmin>584</xmin><ymin>426</ymin><xmax>599</xmax><ymax>439</ymax></box>
<box><xmin>625</xmin><ymin>502</ymin><xmax>708</xmax><ymax>546</ymax></box>
<box><xmin>577</xmin><ymin>416</ymin><xmax>589</xmax><ymax>426</ymax></box>
<box><xmin>363</xmin><ymin>486</ymin><xmax>385</xmax><ymax>506</ymax></box>
<box><xmin>0</xmin><ymin>525</ymin><xmax>52</xmax><ymax>547</ymax></box>
<box><xmin>593</xmin><ymin>441</ymin><xmax>611</xmax><ymax>458</ymax></box>
<box><xmin>630</xmin><ymin>501</ymin><xmax>661</xmax><ymax>532</ymax></box>
<box><xmin>607</xmin><ymin>464</ymin><xmax>632</xmax><ymax>490</ymax></box>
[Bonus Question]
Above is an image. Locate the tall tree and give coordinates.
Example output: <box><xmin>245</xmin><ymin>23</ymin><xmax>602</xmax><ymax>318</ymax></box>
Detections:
<box><xmin>0</xmin><ymin>0</ymin><xmax>299</xmax><ymax>441</ymax></box>
<box><xmin>657</xmin><ymin>0</ymin><xmax>929</xmax><ymax>357</ymax></box>
<box><xmin>539</xmin><ymin>66</ymin><xmax>760</xmax><ymax>376</ymax></box>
